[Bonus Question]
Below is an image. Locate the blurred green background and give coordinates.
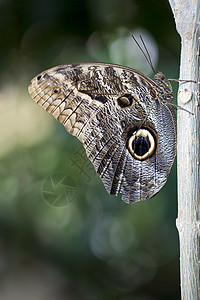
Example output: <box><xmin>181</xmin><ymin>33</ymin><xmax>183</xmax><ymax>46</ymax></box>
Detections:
<box><xmin>0</xmin><ymin>0</ymin><xmax>180</xmax><ymax>299</ymax></box>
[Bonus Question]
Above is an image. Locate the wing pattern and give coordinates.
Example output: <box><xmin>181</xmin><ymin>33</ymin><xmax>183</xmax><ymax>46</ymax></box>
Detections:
<box><xmin>28</xmin><ymin>63</ymin><xmax>176</xmax><ymax>203</ymax></box>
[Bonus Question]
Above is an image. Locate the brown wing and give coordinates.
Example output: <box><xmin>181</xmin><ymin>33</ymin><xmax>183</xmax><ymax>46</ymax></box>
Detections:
<box><xmin>28</xmin><ymin>63</ymin><xmax>176</xmax><ymax>203</ymax></box>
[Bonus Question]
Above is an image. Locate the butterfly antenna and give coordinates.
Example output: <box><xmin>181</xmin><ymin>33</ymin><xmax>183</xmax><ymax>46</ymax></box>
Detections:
<box><xmin>139</xmin><ymin>35</ymin><xmax>156</xmax><ymax>74</ymax></box>
<box><xmin>131</xmin><ymin>35</ymin><xmax>156</xmax><ymax>74</ymax></box>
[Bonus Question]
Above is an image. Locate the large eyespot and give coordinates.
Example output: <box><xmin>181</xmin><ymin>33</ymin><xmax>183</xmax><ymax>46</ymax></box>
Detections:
<box><xmin>128</xmin><ymin>129</ymin><xmax>156</xmax><ymax>160</ymax></box>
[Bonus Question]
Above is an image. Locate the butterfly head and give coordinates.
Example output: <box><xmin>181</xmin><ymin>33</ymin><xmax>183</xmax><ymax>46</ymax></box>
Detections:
<box><xmin>153</xmin><ymin>71</ymin><xmax>173</xmax><ymax>103</ymax></box>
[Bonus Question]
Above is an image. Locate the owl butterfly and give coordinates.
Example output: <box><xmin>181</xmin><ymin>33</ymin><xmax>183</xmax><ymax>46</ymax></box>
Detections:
<box><xmin>28</xmin><ymin>40</ymin><xmax>176</xmax><ymax>204</ymax></box>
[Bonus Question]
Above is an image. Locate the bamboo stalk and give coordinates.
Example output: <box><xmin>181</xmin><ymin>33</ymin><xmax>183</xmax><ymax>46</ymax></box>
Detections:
<box><xmin>168</xmin><ymin>0</ymin><xmax>200</xmax><ymax>299</ymax></box>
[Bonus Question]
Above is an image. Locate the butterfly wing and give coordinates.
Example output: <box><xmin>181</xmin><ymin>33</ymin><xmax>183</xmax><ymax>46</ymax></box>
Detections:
<box><xmin>28</xmin><ymin>63</ymin><xmax>176</xmax><ymax>203</ymax></box>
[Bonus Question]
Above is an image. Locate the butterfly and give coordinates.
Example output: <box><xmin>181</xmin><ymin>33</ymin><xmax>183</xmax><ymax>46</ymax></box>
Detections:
<box><xmin>28</xmin><ymin>61</ymin><xmax>176</xmax><ymax>204</ymax></box>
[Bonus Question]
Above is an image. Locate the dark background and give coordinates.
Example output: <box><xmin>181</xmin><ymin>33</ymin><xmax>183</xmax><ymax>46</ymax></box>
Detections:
<box><xmin>0</xmin><ymin>0</ymin><xmax>180</xmax><ymax>299</ymax></box>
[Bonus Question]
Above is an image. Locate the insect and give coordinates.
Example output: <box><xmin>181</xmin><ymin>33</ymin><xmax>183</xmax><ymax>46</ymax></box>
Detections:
<box><xmin>28</xmin><ymin>37</ymin><xmax>177</xmax><ymax>204</ymax></box>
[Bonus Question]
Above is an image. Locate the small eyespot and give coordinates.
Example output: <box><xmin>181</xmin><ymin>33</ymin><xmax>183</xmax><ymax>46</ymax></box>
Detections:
<box><xmin>121</xmin><ymin>120</ymin><xmax>126</xmax><ymax>129</ymax></box>
<box><xmin>117</xmin><ymin>93</ymin><xmax>138</xmax><ymax>109</ymax></box>
<box><xmin>37</xmin><ymin>75</ymin><xmax>42</xmax><ymax>81</ymax></box>
<box><xmin>54</xmin><ymin>88</ymin><xmax>60</xmax><ymax>94</ymax></box>
<box><xmin>117</xmin><ymin>94</ymin><xmax>133</xmax><ymax>108</ymax></box>
<box><xmin>127</xmin><ymin>128</ymin><xmax>156</xmax><ymax>160</ymax></box>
